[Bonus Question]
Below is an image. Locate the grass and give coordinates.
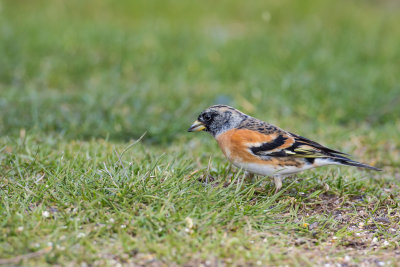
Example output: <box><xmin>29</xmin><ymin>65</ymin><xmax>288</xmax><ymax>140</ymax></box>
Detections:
<box><xmin>1</xmin><ymin>0</ymin><xmax>400</xmax><ymax>265</ymax></box>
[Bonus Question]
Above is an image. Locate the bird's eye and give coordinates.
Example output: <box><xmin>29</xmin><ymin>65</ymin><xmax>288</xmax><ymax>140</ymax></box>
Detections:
<box><xmin>203</xmin><ymin>113</ymin><xmax>212</xmax><ymax>122</ymax></box>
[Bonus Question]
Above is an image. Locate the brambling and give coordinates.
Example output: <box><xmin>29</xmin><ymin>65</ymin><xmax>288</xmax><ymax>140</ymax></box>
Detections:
<box><xmin>188</xmin><ymin>105</ymin><xmax>381</xmax><ymax>192</ymax></box>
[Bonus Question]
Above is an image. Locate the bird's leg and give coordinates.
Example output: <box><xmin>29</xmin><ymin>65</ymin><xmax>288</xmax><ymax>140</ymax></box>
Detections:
<box><xmin>244</xmin><ymin>171</ymin><xmax>255</xmax><ymax>183</ymax></box>
<box><xmin>273</xmin><ymin>176</ymin><xmax>283</xmax><ymax>193</ymax></box>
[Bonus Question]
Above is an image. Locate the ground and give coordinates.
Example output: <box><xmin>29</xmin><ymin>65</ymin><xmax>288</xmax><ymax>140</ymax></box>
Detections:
<box><xmin>1</xmin><ymin>0</ymin><xmax>400</xmax><ymax>266</ymax></box>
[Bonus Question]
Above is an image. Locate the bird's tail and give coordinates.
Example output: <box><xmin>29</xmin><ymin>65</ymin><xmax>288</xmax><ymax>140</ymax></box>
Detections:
<box><xmin>332</xmin><ymin>155</ymin><xmax>381</xmax><ymax>171</ymax></box>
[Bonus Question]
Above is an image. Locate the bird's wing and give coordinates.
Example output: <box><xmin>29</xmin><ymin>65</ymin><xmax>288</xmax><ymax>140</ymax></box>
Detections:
<box><xmin>234</xmin><ymin>120</ymin><xmax>380</xmax><ymax>171</ymax></box>
<box><xmin>285</xmin><ymin>132</ymin><xmax>348</xmax><ymax>157</ymax></box>
<box><xmin>236</xmin><ymin>118</ymin><xmax>347</xmax><ymax>159</ymax></box>
<box><xmin>237</xmin><ymin>129</ymin><xmax>346</xmax><ymax>160</ymax></box>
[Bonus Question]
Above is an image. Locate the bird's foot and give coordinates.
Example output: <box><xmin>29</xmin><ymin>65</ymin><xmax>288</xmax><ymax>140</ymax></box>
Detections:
<box><xmin>274</xmin><ymin>176</ymin><xmax>283</xmax><ymax>194</ymax></box>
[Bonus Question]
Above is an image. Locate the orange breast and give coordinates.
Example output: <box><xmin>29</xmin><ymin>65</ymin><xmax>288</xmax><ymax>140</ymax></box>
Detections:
<box><xmin>216</xmin><ymin>129</ymin><xmax>273</xmax><ymax>164</ymax></box>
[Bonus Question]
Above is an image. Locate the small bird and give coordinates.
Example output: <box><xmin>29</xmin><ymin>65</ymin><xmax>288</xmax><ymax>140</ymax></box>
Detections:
<box><xmin>188</xmin><ymin>105</ymin><xmax>381</xmax><ymax>192</ymax></box>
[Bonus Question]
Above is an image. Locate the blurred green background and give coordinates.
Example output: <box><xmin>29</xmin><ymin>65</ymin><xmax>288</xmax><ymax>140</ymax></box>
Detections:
<box><xmin>1</xmin><ymin>0</ymin><xmax>399</xmax><ymax>143</ymax></box>
<box><xmin>1</xmin><ymin>1</ymin><xmax>400</xmax><ymax>264</ymax></box>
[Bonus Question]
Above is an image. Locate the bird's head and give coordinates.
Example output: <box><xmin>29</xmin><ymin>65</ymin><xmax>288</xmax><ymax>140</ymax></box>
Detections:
<box><xmin>188</xmin><ymin>105</ymin><xmax>247</xmax><ymax>137</ymax></box>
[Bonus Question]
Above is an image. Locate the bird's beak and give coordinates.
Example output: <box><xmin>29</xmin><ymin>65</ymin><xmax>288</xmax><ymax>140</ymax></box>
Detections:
<box><xmin>188</xmin><ymin>120</ymin><xmax>206</xmax><ymax>132</ymax></box>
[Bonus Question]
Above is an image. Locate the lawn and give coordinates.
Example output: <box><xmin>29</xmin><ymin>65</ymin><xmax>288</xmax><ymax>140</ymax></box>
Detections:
<box><xmin>1</xmin><ymin>0</ymin><xmax>400</xmax><ymax>265</ymax></box>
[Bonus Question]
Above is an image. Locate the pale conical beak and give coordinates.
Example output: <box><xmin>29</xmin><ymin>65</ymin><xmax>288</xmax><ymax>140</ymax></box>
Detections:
<box><xmin>188</xmin><ymin>120</ymin><xmax>206</xmax><ymax>132</ymax></box>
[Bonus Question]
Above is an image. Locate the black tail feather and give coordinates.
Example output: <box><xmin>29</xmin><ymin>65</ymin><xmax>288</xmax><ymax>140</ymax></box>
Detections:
<box><xmin>332</xmin><ymin>157</ymin><xmax>381</xmax><ymax>171</ymax></box>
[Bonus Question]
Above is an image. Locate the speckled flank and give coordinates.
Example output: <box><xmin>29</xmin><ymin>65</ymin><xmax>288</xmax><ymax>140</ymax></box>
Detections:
<box><xmin>277</xmin><ymin>157</ymin><xmax>304</xmax><ymax>168</ymax></box>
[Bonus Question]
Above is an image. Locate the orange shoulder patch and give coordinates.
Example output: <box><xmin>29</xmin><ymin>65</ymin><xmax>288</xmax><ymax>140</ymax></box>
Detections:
<box><xmin>216</xmin><ymin>129</ymin><xmax>277</xmax><ymax>163</ymax></box>
<box><xmin>231</xmin><ymin>129</ymin><xmax>278</xmax><ymax>144</ymax></box>
<box><xmin>230</xmin><ymin>129</ymin><xmax>295</xmax><ymax>149</ymax></box>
